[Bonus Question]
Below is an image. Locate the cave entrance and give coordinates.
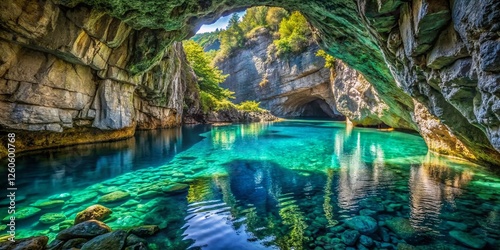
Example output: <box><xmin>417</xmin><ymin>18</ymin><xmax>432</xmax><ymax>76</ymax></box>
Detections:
<box><xmin>284</xmin><ymin>97</ymin><xmax>344</xmax><ymax>120</ymax></box>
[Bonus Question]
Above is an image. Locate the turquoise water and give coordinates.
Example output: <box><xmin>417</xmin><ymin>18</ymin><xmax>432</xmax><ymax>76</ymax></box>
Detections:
<box><xmin>1</xmin><ymin>119</ymin><xmax>500</xmax><ymax>249</ymax></box>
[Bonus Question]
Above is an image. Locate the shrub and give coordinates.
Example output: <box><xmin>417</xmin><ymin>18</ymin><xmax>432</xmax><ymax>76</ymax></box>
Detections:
<box><xmin>236</xmin><ymin>101</ymin><xmax>264</xmax><ymax>112</ymax></box>
<box><xmin>316</xmin><ymin>49</ymin><xmax>336</xmax><ymax>68</ymax></box>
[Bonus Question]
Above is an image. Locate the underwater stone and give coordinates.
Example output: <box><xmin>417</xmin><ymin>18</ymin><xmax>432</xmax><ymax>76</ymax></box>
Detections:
<box><xmin>385</xmin><ymin>217</ymin><xmax>419</xmax><ymax>243</ymax></box>
<box><xmin>67</xmin><ymin>191</ymin><xmax>98</xmax><ymax>205</ymax></box>
<box><xmin>2</xmin><ymin>207</ymin><xmax>41</xmax><ymax>222</ymax></box>
<box><xmin>344</xmin><ymin>216</ymin><xmax>378</xmax><ymax>234</ymax></box>
<box><xmin>48</xmin><ymin>193</ymin><xmax>72</xmax><ymax>200</ymax></box>
<box><xmin>359</xmin><ymin>209</ymin><xmax>377</xmax><ymax>217</ymax></box>
<box><xmin>341</xmin><ymin>230</ymin><xmax>360</xmax><ymax>246</ymax></box>
<box><xmin>98</xmin><ymin>191</ymin><xmax>131</xmax><ymax>203</ymax></box>
<box><xmin>449</xmin><ymin>230</ymin><xmax>486</xmax><ymax>249</ymax></box>
<box><xmin>80</xmin><ymin>230</ymin><xmax>128</xmax><ymax>250</ymax></box>
<box><xmin>75</xmin><ymin>204</ymin><xmax>112</xmax><ymax>224</ymax></box>
<box><xmin>446</xmin><ymin>221</ymin><xmax>468</xmax><ymax>231</ymax></box>
<box><xmin>31</xmin><ymin>199</ymin><xmax>65</xmax><ymax>208</ymax></box>
<box><xmin>161</xmin><ymin>183</ymin><xmax>189</xmax><ymax>194</ymax></box>
<box><xmin>137</xmin><ymin>190</ymin><xmax>161</xmax><ymax>199</ymax></box>
<box><xmin>62</xmin><ymin>238</ymin><xmax>88</xmax><ymax>249</ymax></box>
<box><xmin>0</xmin><ymin>236</ymin><xmax>48</xmax><ymax>250</ymax></box>
<box><xmin>125</xmin><ymin>242</ymin><xmax>148</xmax><ymax>250</ymax></box>
<box><xmin>39</xmin><ymin>213</ymin><xmax>66</xmax><ymax>225</ymax></box>
<box><xmin>359</xmin><ymin>235</ymin><xmax>374</xmax><ymax>247</ymax></box>
<box><xmin>57</xmin><ymin>220</ymin><xmax>111</xmax><ymax>240</ymax></box>
<box><xmin>125</xmin><ymin>233</ymin><xmax>147</xmax><ymax>246</ymax></box>
<box><xmin>129</xmin><ymin>225</ymin><xmax>160</xmax><ymax>237</ymax></box>
<box><xmin>121</xmin><ymin>199</ymin><xmax>140</xmax><ymax>207</ymax></box>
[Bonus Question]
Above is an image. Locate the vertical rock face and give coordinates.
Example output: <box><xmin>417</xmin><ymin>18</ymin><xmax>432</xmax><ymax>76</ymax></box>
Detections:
<box><xmin>0</xmin><ymin>0</ymin><xmax>499</xmax><ymax>166</ymax></box>
<box><xmin>0</xmin><ymin>1</ymin><xmax>198</xmax><ymax>156</ymax></box>
<box><xmin>356</xmin><ymin>0</ymin><xmax>500</xmax><ymax>165</ymax></box>
<box><xmin>217</xmin><ymin>29</ymin><xmax>342</xmax><ymax>118</ymax></box>
<box><xmin>332</xmin><ymin>62</ymin><xmax>412</xmax><ymax>129</ymax></box>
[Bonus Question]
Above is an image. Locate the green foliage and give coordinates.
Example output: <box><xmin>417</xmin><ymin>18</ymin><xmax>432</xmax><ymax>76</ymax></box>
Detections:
<box><xmin>184</xmin><ymin>40</ymin><xmax>235</xmax><ymax>112</ymax></box>
<box><xmin>200</xmin><ymin>91</ymin><xmax>236</xmax><ymax>112</ymax></box>
<box><xmin>216</xmin><ymin>13</ymin><xmax>245</xmax><ymax>60</ymax></box>
<box><xmin>240</xmin><ymin>6</ymin><xmax>269</xmax><ymax>33</ymax></box>
<box><xmin>316</xmin><ymin>49</ymin><xmax>336</xmax><ymax>68</ymax></box>
<box><xmin>273</xmin><ymin>11</ymin><xmax>311</xmax><ymax>56</ymax></box>
<box><xmin>191</xmin><ymin>29</ymin><xmax>221</xmax><ymax>51</ymax></box>
<box><xmin>266</xmin><ymin>7</ymin><xmax>289</xmax><ymax>31</ymax></box>
<box><xmin>236</xmin><ymin>101</ymin><xmax>264</xmax><ymax>112</ymax></box>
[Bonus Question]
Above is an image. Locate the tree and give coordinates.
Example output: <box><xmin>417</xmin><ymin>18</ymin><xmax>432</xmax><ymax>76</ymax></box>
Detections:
<box><xmin>183</xmin><ymin>40</ymin><xmax>233</xmax><ymax>100</ymax></box>
<box><xmin>266</xmin><ymin>7</ymin><xmax>289</xmax><ymax>31</ymax></box>
<box><xmin>274</xmin><ymin>11</ymin><xmax>311</xmax><ymax>55</ymax></box>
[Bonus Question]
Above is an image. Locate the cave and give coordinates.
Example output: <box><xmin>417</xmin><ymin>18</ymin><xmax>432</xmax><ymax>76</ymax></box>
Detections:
<box><xmin>298</xmin><ymin>99</ymin><xmax>335</xmax><ymax>118</ymax></box>
<box><xmin>1</xmin><ymin>1</ymin><xmax>500</xmax><ymax>249</ymax></box>
<box><xmin>1</xmin><ymin>0</ymin><xmax>499</xmax><ymax>166</ymax></box>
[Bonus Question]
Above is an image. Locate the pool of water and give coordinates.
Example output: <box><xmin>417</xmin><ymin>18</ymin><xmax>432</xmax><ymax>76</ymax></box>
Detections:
<box><xmin>1</xmin><ymin>119</ymin><xmax>500</xmax><ymax>249</ymax></box>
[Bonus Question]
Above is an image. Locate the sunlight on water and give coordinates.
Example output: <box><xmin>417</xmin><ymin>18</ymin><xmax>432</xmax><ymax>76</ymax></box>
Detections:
<box><xmin>1</xmin><ymin>119</ymin><xmax>499</xmax><ymax>249</ymax></box>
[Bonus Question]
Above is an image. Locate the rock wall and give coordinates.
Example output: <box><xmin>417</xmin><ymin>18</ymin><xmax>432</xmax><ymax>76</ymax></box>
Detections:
<box><xmin>1</xmin><ymin>0</ymin><xmax>499</xmax><ymax>166</ymax></box>
<box><xmin>217</xmin><ymin>29</ymin><xmax>411</xmax><ymax>128</ymax></box>
<box><xmin>217</xmin><ymin>28</ymin><xmax>342</xmax><ymax>118</ymax></box>
<box><xmin>0</xmin><ymin>1</ymin><xmax>198</xmax><ymax>157</ymax></box>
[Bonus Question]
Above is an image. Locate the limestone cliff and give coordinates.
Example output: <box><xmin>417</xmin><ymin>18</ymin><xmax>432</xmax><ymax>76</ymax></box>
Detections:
<box><xmin>216</xmin><ymin>29</ymin><xmax>406</xmax><ymax>128</ymax></box>
<box><xmin>0</xmin><ymin>0</ymin><xmax>499</xmax><ymax>166</ymax></box>
<box><xmin>217</xmin><ymin>28</ymin><xmax>342</xmax><ymax>118</ymax></box>
<box><xmin>0</xmin><ymin>2</ymin><xmax>198</xmax><ymax>157</ymax></box>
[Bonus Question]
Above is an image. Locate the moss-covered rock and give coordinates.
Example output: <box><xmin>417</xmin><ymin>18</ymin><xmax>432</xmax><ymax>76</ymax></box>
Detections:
<box><xmin>39</xmin><ymin>213</ymin><xmax>67</xmax><ymax>225</ymax></box>
<box><xmin>98</xmin><ymin>191</ymin><xmax>130</xmax><ymax>203</ymax></box>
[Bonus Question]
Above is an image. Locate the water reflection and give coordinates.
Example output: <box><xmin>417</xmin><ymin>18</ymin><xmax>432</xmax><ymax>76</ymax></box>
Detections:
<box><xmin>2</xmin><ymin>120</ymin><xmax>500</xmax><ymax>249</ymax></box>
<box><xmin>0</xmin><ymin>125</ymin><xmax>210</xmax><ymax>200</ymax></box>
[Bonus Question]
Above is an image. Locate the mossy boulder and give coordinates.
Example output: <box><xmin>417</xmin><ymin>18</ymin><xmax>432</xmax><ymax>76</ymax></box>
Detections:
<box><xmin>75</xmin><ymin>205</ymin><xmax>113</xmax><ymax>224</ymax></box>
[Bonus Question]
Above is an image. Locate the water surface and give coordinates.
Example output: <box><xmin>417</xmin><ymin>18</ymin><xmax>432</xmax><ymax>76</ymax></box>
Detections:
<box><xmin>1</xmin><ymin>120</ymin><xmax>499</xmax><ymax>249</ymax></box>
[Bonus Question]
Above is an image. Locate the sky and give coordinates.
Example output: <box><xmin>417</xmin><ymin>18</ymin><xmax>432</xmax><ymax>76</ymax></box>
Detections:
<box><xmin>196</xmin><ymin>11</ymin><xmax>246</xmax><ymax>34</ymax></box>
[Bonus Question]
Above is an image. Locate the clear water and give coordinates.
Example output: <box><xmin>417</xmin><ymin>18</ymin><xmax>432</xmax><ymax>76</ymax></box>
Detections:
<box><xmin>1</xmin><ymin>119</ymin><xmax>499</xmax><ymax>249</ymax></box>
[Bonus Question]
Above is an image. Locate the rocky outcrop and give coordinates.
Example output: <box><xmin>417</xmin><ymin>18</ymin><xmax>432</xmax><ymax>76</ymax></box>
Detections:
<box><xmin>217</xmin><ymin>29</ymin><xmax>410</xmax><ymax>128</ymax></box>
<box><xmin>0</xmin><ymin>0</ymin><xmax>499</xmax><ymax>166</ymax></box>
<box><xmin>217</xmin><ymin>28</ymin><xmax>343</xmax><ymax>118</ymax></box>
<box><xmin>0</xmin><ymin>1</ymin><xmax>198</xmax><ymax>157</ymax></box>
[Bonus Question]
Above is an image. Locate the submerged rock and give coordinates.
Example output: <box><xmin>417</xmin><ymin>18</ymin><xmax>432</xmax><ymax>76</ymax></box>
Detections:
<box><xmin>359</xmin><ymin>235</ymin><xmax>373</xmax><ymax>247</ymax></box>
<box><xmin>67</xmin><ymin>192</ymin><xmax>98</xmax><ymax>205</ymax></box>
<box><xmin>98</xmin><ymin>191</ymin><xmax>130</xmax><ymax>203</ymax></box>
<box><xmin>39</xmin><ymin>213</ymin><xmax>66</xmax><ymax>225</ymax></box>
<box><xmin>80</xmin><ymin>230</ymin><xmax>128</xmax><ymax>250</ymax></box>
<box><xmin>48</xmin><ymin>193</ymin><xmax>72</xmax><ymax>200</ymax></box>
<box><xmin>31</xmin><ymin>199</ymin><xmax>65</xmax><ymax>208</ymax></box>
<box><xmin>0</xmin><ymin>236</ymin><xmax>48</xmax><ymax>250</ymax></box>
<box><xmin>344</xmin><ymin>216</ymin><xmax>378</xmax><ymax>234</ymax></box>
<box><xmin>129</xmin><ymin>225</ymin><xmax>160</xmax><ymax>237</ymax></box>
<box><xmin>341</xmin><ymin>229</ymin><xmax>360</xmax><ymax>246</ymax></box>
<box><xmin>385</xmin><ymin>217</ymin><xmax>419</xmax><ymax>243</ymax></box>
<box><xmin>449</xmin><ymin>230</ymin><xmax>486</xmax><ymax>249</ymax></box>
<box><xmin>75</xmin><ymin>205</ymin><xmax>112</xmax><ymax>224</ymax></box>
<box><xmin>57</xmin><ymin>220</ymin><xmax>111</xmax><ymax>240</ymax></box>
<box><xmin>161</xmin><ymin>183</ymin><xmax>189</xmax><ymax>194</ymax></box>
<box><xmin>62</xmin><ymin>238</ymin><xmax>88</xmax><ymax>249</ymax></box>
<box><xmin>2</xmin><ymin>207</ymin><xmax>41</xmax><ymax>222</ymax></box>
